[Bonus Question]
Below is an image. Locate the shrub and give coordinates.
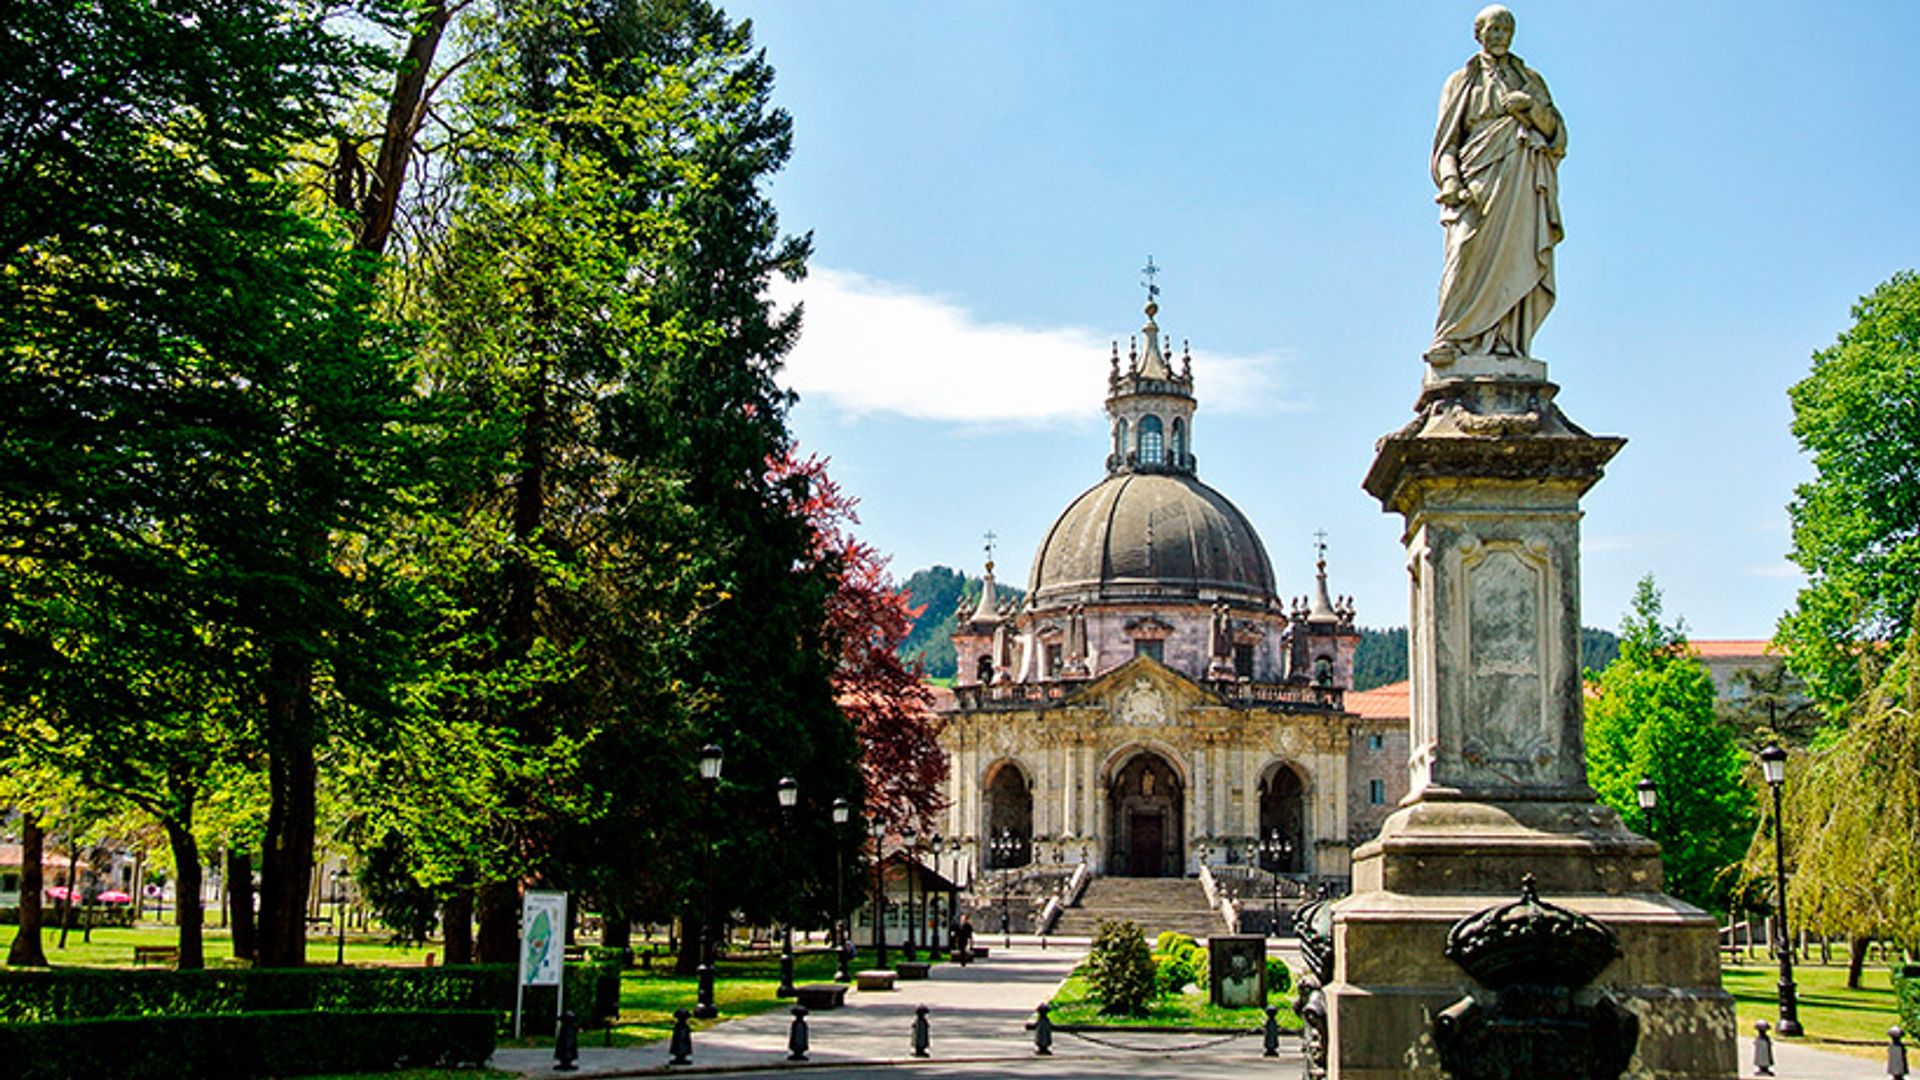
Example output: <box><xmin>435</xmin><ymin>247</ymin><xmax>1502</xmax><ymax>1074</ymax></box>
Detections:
<box><xmin>1266</xmin><ymin>956</ymin><xmax>1293</xmax><ymax>996</ymax></box>
<box><xmin>1153</xmin><ymin>946</ymin><xmax>1199</xmax><ymax>996</ymax></box>
<box><xmin>1895</xmin><ymin>964</ymin><xmax>1920</xmax><ymax>1037</ymax></box>
<box><xmin>0</xmin><ymin>1008</ymin><xmax>496</xmax><ymax>1080</ymax></box>
<box><xmin>0</xmin><ymin>961</ymin><xmax>618</xmax><ymax>1029</ymax></box>
<box><xmin>1086</xmin><ymin>920</ymin><xmax>1156</xmax><ymax>1017</ymax></box>
<box><xmin>1154</xmin><ymin>930</ymin><xmax>1197</xmax><ymax>955</ymax></box>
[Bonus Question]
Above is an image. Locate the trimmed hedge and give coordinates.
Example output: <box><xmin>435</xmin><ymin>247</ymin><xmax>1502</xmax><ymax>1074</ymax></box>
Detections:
<box><xmin>1896</xmin><ymin>964</ymin><xmax>1920</xmax><ymax>1037</ymax></box>
<box><xmin>0</xmin><ymin>1009</ymin><xmax>496</xmax><ymax>1080</ymax></box>
<box><xmin>0</xmin><ymin>961</ymin><xmax>619</xmax><ymax>1029</ymax></box>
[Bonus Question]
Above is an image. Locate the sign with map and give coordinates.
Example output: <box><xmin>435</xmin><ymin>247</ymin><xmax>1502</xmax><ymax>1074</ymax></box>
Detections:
<box><xmin>521</xmin><ymin>891</ymin><xmax>567</xmax><ymax>987</ymax></box>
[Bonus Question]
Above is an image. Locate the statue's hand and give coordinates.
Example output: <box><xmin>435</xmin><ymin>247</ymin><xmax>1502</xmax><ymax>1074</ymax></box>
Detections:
<box><xmin>1435</xmin><ymin>180</ymin><xmax>1467</xmax><ymax>208</ymax></box>
<box><xmin>1503</xmin><ymin>91</ymin><xmax>1535</xmax><ymax>117</ymax></box>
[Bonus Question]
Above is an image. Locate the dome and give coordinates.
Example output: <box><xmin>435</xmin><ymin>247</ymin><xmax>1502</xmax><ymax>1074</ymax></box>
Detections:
<box><xmin>1027</xmin><ymin>472</ymin><xmax>1278</xmax><ymax>606</ymax></box>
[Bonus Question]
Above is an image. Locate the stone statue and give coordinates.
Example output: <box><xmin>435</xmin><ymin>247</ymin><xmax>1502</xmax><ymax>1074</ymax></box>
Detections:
<box><xmin>1428</xmin><ymin>5</ymin><xmax>1566</xmax><ymax>363</ymax></box>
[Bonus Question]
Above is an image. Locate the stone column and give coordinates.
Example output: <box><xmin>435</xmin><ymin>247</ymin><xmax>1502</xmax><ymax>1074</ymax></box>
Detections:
<box><xmin>1325</xmin><ymin>356</ymin><xmax>1734</xmax><ymax>1079</ymax></box>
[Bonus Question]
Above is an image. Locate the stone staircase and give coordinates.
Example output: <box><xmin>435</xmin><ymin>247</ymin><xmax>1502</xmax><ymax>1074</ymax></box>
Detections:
<box><xmin>1052</xmin><ymin>877</ymin><xmax>1227</xmax><ymax>940</ymax></box>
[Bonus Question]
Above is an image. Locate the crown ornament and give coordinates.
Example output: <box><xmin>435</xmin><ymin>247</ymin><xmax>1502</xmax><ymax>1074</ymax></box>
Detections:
<box><xmin>1443</xmin><ymin>874</ymin><xmax>1622</xmax><ymax>990</ymax></box>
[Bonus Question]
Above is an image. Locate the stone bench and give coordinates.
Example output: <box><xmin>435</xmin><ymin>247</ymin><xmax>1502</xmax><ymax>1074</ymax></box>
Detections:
<box><xmin>794</xmin><ymin>983</ymin><xmax>848</xmax><ymax>1010</ymax></box>
<box><xmin>894</xmin><ymin>961</ymin><xmax>931</xmax><ymax>980</ymax></box>
<box><xmin>855</xmin><ymin>969</ymin><xmax>896</xmax><ymax>991</ymax></box>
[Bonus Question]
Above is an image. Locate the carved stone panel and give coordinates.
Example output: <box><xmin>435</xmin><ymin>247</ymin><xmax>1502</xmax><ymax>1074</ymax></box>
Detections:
<box><xmin>1459</xmin><ymin>540</ymin><xmax>1554</xmax><ymax>786</ymax></box>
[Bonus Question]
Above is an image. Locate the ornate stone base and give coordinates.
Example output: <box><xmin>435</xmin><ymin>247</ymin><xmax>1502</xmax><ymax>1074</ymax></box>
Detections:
<box><xmin>1327</xmin><ymin>801</ymin><xmax>1736</xmax><ymax>1079</ymax></box>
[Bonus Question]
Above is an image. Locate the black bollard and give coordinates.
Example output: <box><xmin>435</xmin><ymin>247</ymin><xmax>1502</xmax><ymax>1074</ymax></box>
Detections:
<box><xmin>553</xmin><ymin>1009</ymin><xmax>580</xmax><ymax>1072</ymax></box>
<box><xmin>694</xmin><ymin>962</ymin><xmax>717</xmax><ymax>1019</ymax></box>
<box><xmin>1890</xmin><ymin>1026</ymin><xmax>1909</xmax><ymax>1080</ymax></box>
<box><xmin>1753</xmin><ymin>1019</ymin><xmax>1774</xmax><ymax>1077</ymax></box>
<box><xmin>787</xmin><ymin>1005</ymin><xmax>810</xmax><ymax>1062</ymax></box>
<box><xmin>1033</xmin><ymin>1001</ymin><xmax>1054</xmax><ymax>1056</ymax></box>
<box><xmin>1264</xmin><ymin>1004</ymin><xmax>1280</xmax><ymax>1058</ymax></box>
<box><xmin>669</xmin><ymin>1008</ymin><xmax>693</xmax><ymax>1066</ymax></box>
<box><xmin>912</xmin><ymin>1004</ymin><xmax>931</xmax><ymax>1058</ymax></box>
<box><xmin>837</xmin><ymin>939</ymin><xmax>855</xmax><ymax>982</ymax></box>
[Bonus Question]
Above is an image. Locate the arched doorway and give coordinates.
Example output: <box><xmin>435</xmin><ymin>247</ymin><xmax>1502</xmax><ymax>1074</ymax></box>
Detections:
<box><xmin>1107</xmin><ymin>751</ymin><xmax>1184</xmax><ymax>877</ymax></box>
<box><xmin>983</xmin><ymin>760</ymin><xmax>1032</xmax><ymax>869</ymax></box>
<box><xmin>1258</xmin><ymin>763</ymin><xmax>1307</xmax><ymax>873</ymax></box>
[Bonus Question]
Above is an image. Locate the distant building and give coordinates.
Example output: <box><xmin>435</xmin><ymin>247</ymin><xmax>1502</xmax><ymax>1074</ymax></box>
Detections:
<box><xmin>934</xmin><ymin>298</ymin><xmax>1405</xmax><ymax>894</ymax></box>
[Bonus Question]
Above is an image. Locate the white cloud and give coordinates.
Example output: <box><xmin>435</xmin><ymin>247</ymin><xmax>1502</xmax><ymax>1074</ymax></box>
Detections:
<box><xmin>770</xmin><ymin>268</ymin><xmax>1296</xmax><ymax>424</ymax></box>
<box><xmin>1745</xmin><ymin>562</ymin><xmax>1803</xmax><ymax>580</ymax></box>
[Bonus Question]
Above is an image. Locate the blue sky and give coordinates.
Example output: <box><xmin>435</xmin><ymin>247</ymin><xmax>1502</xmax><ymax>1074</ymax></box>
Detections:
<box><xmin>733</xmin><ymin>2</ymin><xmax>1920</xmax><ymax>640</ymax></box>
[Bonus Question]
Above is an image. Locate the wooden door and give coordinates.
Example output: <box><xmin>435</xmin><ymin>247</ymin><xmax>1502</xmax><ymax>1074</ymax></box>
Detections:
<box><xmin>1130</xmin><ymin>812</ymin><xmax>1164</xmax><ymax>877</ymax></box>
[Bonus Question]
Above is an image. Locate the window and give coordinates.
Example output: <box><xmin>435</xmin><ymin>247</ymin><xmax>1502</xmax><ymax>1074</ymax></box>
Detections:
<box><xmin>1171</xmin><ymin>418</ymin><xmax>1186</xmax><ymax>465</ymax></box>
<box><xmin>1137</xmin><ymin>415</ymin><xmax>1163</xmax><ymax>465</ymax></box>
<box><xmin>1046</xmin><ymin>643</ymin><xmax>1063</xmax><ymax>676</ymax></box>
<box><xmin>1114</xmin><ymin>418</ymin><xmax>1128</xmax><ymax>460</ymax></box>
<box><xmin>1134</xmin><ymin>639</ymin><xmax>1164</xmax><ymax>662</ymax></box>
<box><xmin>1</xmin><ymin>873</ymin><xmax>17</xmax><ymax>894</ymax></box>
<box><xmin>1368</xmin><ymin>733</ymin><xmax>1385</xmax><ymax>752</ymax></box>
<box><xmin>1233</xmin><ymin>643</ymin><xmax>1254</xmax><ymax>679</ymax></box>
<box><xmin>1369</xmin><ymin>779</ymin><xmax>1386</xmax><ymax>805</ymax></box>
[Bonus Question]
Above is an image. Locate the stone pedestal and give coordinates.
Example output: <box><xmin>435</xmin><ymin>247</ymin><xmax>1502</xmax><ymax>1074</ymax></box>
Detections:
<box><xmin>1329</xmin><ymin>356</ymin><xmax>1736</xmax><ymax>1079</ymax></box>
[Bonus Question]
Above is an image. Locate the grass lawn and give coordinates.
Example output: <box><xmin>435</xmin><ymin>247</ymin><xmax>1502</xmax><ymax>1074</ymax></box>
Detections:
<box><xmin>1722</xmin><ymin>961</ymin><xmax>1904</xmax><ymax>1060</ymax></box>
<box><xmin>0</xmin><ymin>921</ymin><xmax>439</xmax><ymax>968</ymax></box>
<box><xmin>1044</xmin><ymin>970</ymin><xmax>1298</xmax><ymax>1031</ymax></box>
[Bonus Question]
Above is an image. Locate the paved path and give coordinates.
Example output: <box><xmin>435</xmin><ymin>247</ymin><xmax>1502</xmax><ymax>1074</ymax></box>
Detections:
<box><xmin>493</xmin><ymin>941</ymin><xmax>1891</xmax><ymax>1079</ymax></box>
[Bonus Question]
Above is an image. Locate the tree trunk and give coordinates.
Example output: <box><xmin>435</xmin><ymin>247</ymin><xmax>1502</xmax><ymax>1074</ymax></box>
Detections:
<box><xmin>165</xmin><ymin>823</ymin><xmax>206</xmax><ymax>970</ymax></box>
<box><xmin>5</xmin><ymin>813</ymin><xmax>48</xmax><ymax>966</ymax></box>
<box><xmin>56</xmin><ymin>843</ymin><xmax>77</xmax><ymax>948</ymax></box>
<box><xmin>1847</xmin><ymin>934</ymin><xmax>1870</xmax><ymax>990</ymax></box>
<box><xmin>674</xmin><ymin>913</ymin><xmax>703</xmax><ymax>975</ymax></box>
<box><xmin>442</xmin><ymin>891</ymin><xmax>474</xmax><ymax>964</ymax></box>
<box><xmin>226</xmin><ymin>850</ymin><xmax>257</xmax><ymax>962</ymax></box>
<box><xmin>476</xmin><ymin>880</ymin><xmax>520</xmax><ymax>964</ymax></box>
<box><xmin>601</xmin><ymin>902</ymin><xmax>632</xmax><ymax>956</ymax></box>
<box><xmin>256</xmin><ymin>641</ymin><xmax>318</xmax><ymax>968</ymax></box>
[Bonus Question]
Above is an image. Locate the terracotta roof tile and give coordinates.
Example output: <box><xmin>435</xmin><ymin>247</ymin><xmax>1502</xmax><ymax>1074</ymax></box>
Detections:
<box><xmin>1346</xmin><ymin>680</ymin><xmax>1410</xmax><ymax>720</ymax></box>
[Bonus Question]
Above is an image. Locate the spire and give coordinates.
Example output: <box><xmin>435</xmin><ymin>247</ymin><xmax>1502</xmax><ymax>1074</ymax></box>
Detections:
<box><xmin>1137</xmin><ymin>301</ymin><xmax>1174</xmax><ymax>379</ymax></box>
<box><xmin>968</xmin><ymin>532</ymin><xmax>1003</xmax><ymax>625</ymax></box>
<box><xmin>1309</xmin><ymin>530</ymin><xmax>1338</xmax><ymax>624</ymax></box>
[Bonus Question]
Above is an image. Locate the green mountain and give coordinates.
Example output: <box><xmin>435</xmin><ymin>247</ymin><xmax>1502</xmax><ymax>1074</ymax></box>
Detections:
<box><xmin>1353</xmin><ymin>625</ymin><xmax>1620</xmax><ymax>690</ymax></box>
<box><xmin>899</xmin><ymin>566</ymin><xmax>1024</xmax><ymax>679</ymax></box>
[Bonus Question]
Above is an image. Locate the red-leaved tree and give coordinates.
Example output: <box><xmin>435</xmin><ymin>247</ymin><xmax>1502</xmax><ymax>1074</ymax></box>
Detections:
<box><xmin>774</xmin><ymin>452</ymin><xmax>947</xmax><ymax>829</ymax></box>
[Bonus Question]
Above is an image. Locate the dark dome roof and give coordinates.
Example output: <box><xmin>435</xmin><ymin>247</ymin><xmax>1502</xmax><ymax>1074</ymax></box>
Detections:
<box><xmin>1027</xmin><ymin>472</ymin><xmax>1277</xmax><ymax>606</ymax></box>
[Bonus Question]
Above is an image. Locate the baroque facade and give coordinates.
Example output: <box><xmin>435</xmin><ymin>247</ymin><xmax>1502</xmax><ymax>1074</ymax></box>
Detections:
<box><xmin>936</xmin><ymin>300</ymin><xmax>1409</xmax><ymax>890</ymax></box>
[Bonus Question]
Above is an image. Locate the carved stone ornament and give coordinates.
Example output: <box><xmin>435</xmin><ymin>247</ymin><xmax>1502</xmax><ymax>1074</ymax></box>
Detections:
<box><xmin>1112</xmin><ymin>677</ymin><xmax>1166</xmax><ymax>727</ymax></box>
<box><xmin>1434</xmin><ymin>876</ymin><xmax>1638</xmax><ymax>1080</ymax></box>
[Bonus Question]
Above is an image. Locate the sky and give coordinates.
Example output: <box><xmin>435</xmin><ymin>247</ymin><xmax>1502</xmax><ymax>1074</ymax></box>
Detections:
<box><xmin>729</xmin><ymin>1</ymin><xmax>1920</xmax><ymax>640</ymax></box>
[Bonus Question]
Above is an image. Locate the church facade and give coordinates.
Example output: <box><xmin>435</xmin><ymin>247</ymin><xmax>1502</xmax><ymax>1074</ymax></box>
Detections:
<box><xmin>936</xmin><ymin>300</ymin><xmax>1409</xmax><ymax>891</ymax></box>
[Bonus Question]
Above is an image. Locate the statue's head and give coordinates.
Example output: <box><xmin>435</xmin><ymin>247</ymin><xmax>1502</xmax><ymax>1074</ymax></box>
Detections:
<box><xmin>1474</xmin><ymin>5</ymin><xmax>1515</xmax><ymax>55</ymax></box>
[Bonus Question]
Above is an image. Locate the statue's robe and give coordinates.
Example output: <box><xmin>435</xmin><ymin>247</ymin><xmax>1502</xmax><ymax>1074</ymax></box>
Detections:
<box><xmin>1431</xmin><ymin>51</ymin><xmax>1566</xmax><ymax>358</ymax></box>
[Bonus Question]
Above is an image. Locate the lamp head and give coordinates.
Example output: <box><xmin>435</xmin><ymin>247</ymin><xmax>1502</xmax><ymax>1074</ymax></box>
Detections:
<box><xmin>832</xmin><ymin>797</ymin><xmax>850</xmax><ymax>825</ymax></box>
<box><xmin>777</xmin><ymin>776</ymin><xmax>798</xmax><ymax>809</ymax></box>
<box><xmin>1636</xmin><ymin>777</ymin><xmax>1658</xmax><ymax>810</ymax></box>
<box><xmin>699</xmin><ymin>743</ymin><xmax>724</xmax><ymax>782</ymax></box>
<box><xmin>1759</xmin><ymin>743</ymin><xmax>1787</xmax><ymax>786</ymax></box>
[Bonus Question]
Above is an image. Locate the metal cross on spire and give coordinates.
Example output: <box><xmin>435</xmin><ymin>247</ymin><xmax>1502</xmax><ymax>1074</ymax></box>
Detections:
<box><xmin>983</xmin><ymin>530</ymin><xmax>998</xmax><ymax>566</ymax></box>
<box><xmin>1314</xmin><ymin>529</ymin><xmax>1329</xmax><ymax>561</ymax></box>
<box><xmin>1141</xmin><ymin>256</ymin><xmax>1161</xmax><ymax>304</ymax></box>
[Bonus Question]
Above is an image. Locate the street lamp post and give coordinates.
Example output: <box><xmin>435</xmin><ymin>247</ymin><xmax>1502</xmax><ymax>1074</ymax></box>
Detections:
<box><xmin>869</xmin><ymin>813</ymin><xmax>889</xmax><ymax>970</ymax></box>
<box><xmin>1636</xmin><ymin>777</ymin><xmax>1659</xmax><ymax>842</ymax></box>
<box><xmin>1260</xmin><ymin>830</ymin><xmax>1292</xmax><ymax>937</ymax></box>
<box><xmin>694</xmin><ymin>743</ymin><xmax>724</xmax><ymax>1019</ymax></box>
<box><xmin>990</xmin><ymin>829</ymin><xmax>1019</xmax><ymax>949</ymax></box>
<box><xmin>331</xmin><ymin>860</ymin><xmax>349</xmax><ymax>965</ymax></box>
<box><xmin>1760</xmin><ymin>744</ymin><xmax>1803</xmax><ymax>1037</ymax></box>
<box><xmin>928</xmin><ymin>833</ymin><xmax>945</xmax><ymax>958</ymax></box>
<box><xmin>901</xmin><ymin>826</ymin><xmax>918</xmax><ymax>961</ymax></box>
<box><xmin>776</xmin><ymin>777</ymin><xmax>798</xmax><ymax>998</ymax></box>
<box><xmin>832</xmin><ymin>798</ymin><xmax>852</xmax><ymax>982</ymax></box>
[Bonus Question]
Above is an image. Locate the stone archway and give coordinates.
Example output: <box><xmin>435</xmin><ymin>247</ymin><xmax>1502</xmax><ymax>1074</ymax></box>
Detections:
<box><xmin>1107</xmin><ymin>751</ymin><xmax>1184</xmax><ymax>877</ymax></box>
<box><xmin>1258</xmin><ymin>762</ymin><xmax>1308</xmax><ymax>873</ymax></box>
<box><xmin>982</xmin><ymin>760</ymin><xmax>1032</xmax><ymax>869</ymax></box>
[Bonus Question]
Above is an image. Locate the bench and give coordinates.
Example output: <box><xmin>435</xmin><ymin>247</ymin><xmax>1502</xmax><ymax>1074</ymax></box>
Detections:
<box><xmin>794</xmin><ymin>983</ymin><xmax>849</xmax><ymax>1010</ymax></box>
<box><xmin>133</xmin><ymin>945</ymin><xmax>179</xmax><ymax>967</ymax></box>
<box><xmin>894</xmin><ymin>961</ymin><xmax>931</xmax><ymax>980</ymax></box>
<box><xmin>855</xmin><ymin>969</ymin><xmax>896</xmax><ymax>991</ymax></box>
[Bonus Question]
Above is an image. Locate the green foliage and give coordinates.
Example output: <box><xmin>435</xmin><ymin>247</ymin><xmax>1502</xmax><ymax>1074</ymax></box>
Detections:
<box><xmin>1266</xmin><ymin>956</ymin><xmax>1292</xmax><ymax>996</ymax></box>
<box><xmin>1151</xmin><ymin>937</ymin><xmax>1202</xmax><ymax>997</ymax></box>
<box><xmin>1756</xmin><ymin>615</ymin><xmax>1920</xmax><ymax>952</ymax></box>
<box><xmin>1086</xmin><ymin>920</ymin><xmax>1157</xmax><ymax>1017</ymax></box>
<box><xmin>1585</xmin><ymin>577</ymin><xmax>1754</xmax><ymax>911</ymax></box>
<box><xmin>0</xmin><ymin>1010</ymin><xmax>496</xmax><ymax>1080</ymax></box>
<box><xmin>1895</xmin><ymin>965</ymin><xmax>1920</xmax><ymax>1036</ymax></box>
<box><xmin>1153</xmin><ymin>930</ymin><xmax>1197</xmax><ymax>954</ymax></box>
<box><xmin>1778</xmin><ymin>270</ymin><xmax>1920</xmax><ymax>715</ymax></box>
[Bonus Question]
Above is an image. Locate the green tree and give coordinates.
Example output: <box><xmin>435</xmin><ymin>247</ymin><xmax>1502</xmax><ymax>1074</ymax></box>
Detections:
<box><xmin>1754</xmin><ymin>601</ymin><xmax>1920</xmax><ymax>985</ymax></box>
<box><xmin>0</xmin><ymin>0</ymin><xmax>423</xmax><ymax>967</ymax></box>
<box><xmin>1777</xmin><ymin>271</ymin><xmax>1920</xmax><ymax>716</ymax></box>
<box><xmin>1585</xmin><ymin>577</ymin><xmax>1754</xmax><ymax>912</ymax></box>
